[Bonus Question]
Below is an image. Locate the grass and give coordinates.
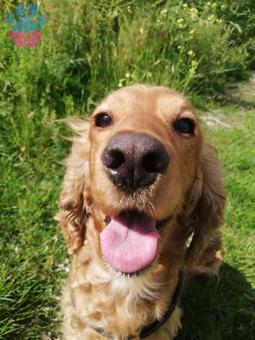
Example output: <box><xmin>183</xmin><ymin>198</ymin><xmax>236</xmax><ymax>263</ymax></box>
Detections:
<box><xmin>0</xmin><ymin>0</ymin><xmax>255</xmax><ymax>338</ymax></box>
<box><xmin>1</xmin><ymin>0</ymin><xmax>254</xmax><ymax>117</ymax></box>
<box><xmin>0</xmin><ymin>116</ymin><xmax>67</xmax><ymax>338</ymax></box>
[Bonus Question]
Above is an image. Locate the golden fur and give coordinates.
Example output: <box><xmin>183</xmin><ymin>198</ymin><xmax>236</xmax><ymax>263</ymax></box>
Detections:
<box><xmin>56</xmin><ymin>85</ymin><xmax>225</xmax><ymax>339</ymax></box>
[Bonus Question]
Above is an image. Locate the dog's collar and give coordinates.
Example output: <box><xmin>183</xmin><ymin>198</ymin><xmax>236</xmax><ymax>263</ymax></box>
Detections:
<box><xmin>139</xmin><ymin>270</ymin><xmax>183</xmax><ymax>338</ymax></box>
<box><xmin>92</xmin><ymin>270</ymin><xmax>184</xmax><ymax>339</ymax></box>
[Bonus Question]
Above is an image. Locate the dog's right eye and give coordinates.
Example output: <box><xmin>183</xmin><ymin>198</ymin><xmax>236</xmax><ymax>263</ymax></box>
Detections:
<box><xmin>95</xmin><ymin>113</ymin><xmax>112</xmax><ymax>128</ymax></box>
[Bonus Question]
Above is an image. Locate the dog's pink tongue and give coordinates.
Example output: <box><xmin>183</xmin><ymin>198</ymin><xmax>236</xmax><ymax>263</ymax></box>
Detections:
<box><xmin>100</xmin><ymin>213</ymin><xmax>159</xmax><ymax>273</ymax></box>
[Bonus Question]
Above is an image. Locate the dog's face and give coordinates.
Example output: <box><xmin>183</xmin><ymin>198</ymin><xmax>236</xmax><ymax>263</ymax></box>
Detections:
<box><xmin>83</xmin><ymin>85</ymin><xmax>203</xmax><ymax>274</ymax></box>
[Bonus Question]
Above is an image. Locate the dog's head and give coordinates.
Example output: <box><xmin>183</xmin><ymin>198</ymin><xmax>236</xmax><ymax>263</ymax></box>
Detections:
<box><xmin>58</xmin><ymin>85</ymin><xmax>223</xmax><ymax>275</ymax></box>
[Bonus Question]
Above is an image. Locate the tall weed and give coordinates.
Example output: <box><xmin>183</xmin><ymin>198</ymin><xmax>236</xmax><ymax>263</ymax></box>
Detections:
<box><xmin>0</xmin><ymin>0</ymin><xmax>254</xmax><ymax>151</ymax></box>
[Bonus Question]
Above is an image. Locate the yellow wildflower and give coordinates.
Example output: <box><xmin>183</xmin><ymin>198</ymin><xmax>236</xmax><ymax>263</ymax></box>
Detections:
<box><xmin>190</xmin><ymin>7</ymin><xmax>198</xmax><ymax>20</ymax></box>
<box><xmin>187</xmin><ymin>50</ymin><xmax>195</xmax><ymax>57</ymax></box>
<box><xmin>160</xmin><ymin>8</ymin><xmax>168</xmax><ymax>16</ymax></box>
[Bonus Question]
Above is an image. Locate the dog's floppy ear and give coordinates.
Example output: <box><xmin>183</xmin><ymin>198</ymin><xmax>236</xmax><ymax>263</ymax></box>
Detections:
<box><xmin>56</xmin><ymin>119</ymin><xmax>91</xmax><ymax>254</ymax></box>
<box><xmin>185</xmin><ymin>143</ymin><xmax>226</xmax><ymax>273</ymax></box>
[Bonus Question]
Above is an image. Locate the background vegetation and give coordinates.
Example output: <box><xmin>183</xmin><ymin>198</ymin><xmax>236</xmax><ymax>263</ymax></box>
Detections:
<box><xmin>0</xmin><ymin>0</ymin><xmax>254</xmax><ymax>339</ymax></box>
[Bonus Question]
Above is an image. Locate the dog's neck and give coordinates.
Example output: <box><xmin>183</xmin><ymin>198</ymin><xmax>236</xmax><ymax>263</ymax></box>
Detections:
<box><xmin>69</xmin><ymin>254</ymin><xmax>181</xmax><ymax>339</ymax></box>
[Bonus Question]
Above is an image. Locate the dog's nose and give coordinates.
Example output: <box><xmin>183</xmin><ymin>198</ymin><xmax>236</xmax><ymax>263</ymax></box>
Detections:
<box><xmin>101</xmin><ymin>133</ymin><xmax>169</xmax><ymax>192</ymax></box>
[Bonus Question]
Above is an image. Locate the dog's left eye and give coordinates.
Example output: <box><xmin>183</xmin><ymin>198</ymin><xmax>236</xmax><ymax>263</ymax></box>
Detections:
<box><xmin>173</xmin><ymin>118</ymin><xmax>195</xmax><ymax>135</ymax></box>
<box><xmin>95</xmin><ymin>113</ymin><xmax>113</xmax><ymax>128</ymax></box>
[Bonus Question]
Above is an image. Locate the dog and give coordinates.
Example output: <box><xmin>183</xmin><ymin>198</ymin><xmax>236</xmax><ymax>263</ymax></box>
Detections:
<box><xmin>56</xmin><ymin>85</ymin><xmax>225</xmax><ymax>339</ymax></box>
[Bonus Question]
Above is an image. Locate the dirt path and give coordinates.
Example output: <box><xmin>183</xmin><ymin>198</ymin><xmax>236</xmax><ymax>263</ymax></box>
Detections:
<box><xmin>201</xmin><ymin>73</ymin><xmax>255</xmax><ymax>129</ymax></box>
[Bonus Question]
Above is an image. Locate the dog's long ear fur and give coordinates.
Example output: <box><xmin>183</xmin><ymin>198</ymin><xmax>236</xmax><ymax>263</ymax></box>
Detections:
<box><xmin>185</xmin><ymin>143</ymin><xmax>226</xmax><ymax>273</ymax></box>
<box><xmin>56</xmin><ymin>119</ymin><xmax>90</xmax><ymax>254</ymax></box>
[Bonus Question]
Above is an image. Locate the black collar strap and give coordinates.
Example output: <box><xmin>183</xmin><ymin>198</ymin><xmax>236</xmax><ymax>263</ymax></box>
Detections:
<box><xmin>139</xmin><ymin>270</ymin><xmax>183</xmax><ymax>338</ymax></box>
<box><xmin>93</xmin><ymin>270</ymin><xmax>184</xmax><ymax>339</ymax></box>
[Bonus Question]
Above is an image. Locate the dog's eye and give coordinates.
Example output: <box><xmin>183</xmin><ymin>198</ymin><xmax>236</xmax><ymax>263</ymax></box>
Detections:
<box><xmin>95</xmin><ymin>113</ymin><xmax>112</xmax><ymax>128</ymax></box>
<box><xmin>173</xmin><ymin>118</ymin><xmax>195</xmax><ymax>135</ymax></box>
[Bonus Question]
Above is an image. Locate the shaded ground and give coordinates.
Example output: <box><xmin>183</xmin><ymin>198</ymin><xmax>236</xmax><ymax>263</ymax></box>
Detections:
<box><xmin>178</xmin><ymin>264</ymin><xmax>255</xmax><ymax>340</ymax></box>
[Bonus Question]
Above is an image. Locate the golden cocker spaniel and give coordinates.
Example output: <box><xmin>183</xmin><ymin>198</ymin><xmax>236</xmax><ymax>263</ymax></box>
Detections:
<box><xmin>56</xmin><ymin>85</ymin><xmax>225</xmax><ymax>340</ymax></box>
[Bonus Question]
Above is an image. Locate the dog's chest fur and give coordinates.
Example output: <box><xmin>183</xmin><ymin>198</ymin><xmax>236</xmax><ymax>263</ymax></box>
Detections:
<box><xmin>61</xmin><ymin>243</ymin><xmax>178</xmax><ymax>339</ymax></box>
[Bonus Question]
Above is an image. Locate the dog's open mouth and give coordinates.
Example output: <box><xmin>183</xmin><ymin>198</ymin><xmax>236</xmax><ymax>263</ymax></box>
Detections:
<box><xmin>100</xmin><ymin>211</ymin><xmax>170</xmax><ymax>274</ymax></box>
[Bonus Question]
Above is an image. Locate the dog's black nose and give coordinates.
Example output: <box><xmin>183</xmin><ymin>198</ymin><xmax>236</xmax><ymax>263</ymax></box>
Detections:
<box><xmin>101</xmin><ymin>133</ymin><xmax>169</xmax><ymax>192</ymax></box>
